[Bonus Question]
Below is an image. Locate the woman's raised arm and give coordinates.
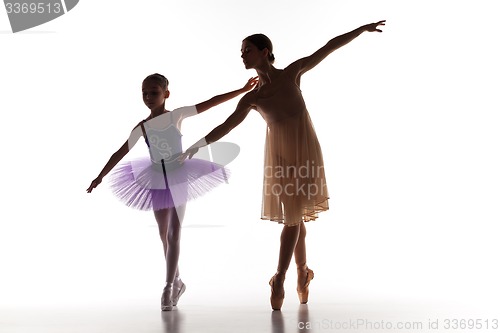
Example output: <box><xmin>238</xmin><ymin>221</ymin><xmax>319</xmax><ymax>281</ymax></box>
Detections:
<box><xmin>289</xmin><ymin>20</ymin><xmax>385</xmax><ymax>76</ymax></box>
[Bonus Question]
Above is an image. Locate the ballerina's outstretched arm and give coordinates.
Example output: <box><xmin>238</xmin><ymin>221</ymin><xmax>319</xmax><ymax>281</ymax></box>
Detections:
<box><xmin>178</xmin><ymin>94</ymin><xmax>255</xmax><ymax>162</ymax></box>
<box><xmin>194</xmin><ymin>77</ymin><xmax>258</xmax><ymax>113</ymax></box>
<box><xmin>288</xmin><ymin>20</ymin><xmax>385</xmax><ymax>77</ymax></box>
<box><xmin>86</xmin><ymin>124</ymin><xmax>143</xmax><ymax>193</ymax></box>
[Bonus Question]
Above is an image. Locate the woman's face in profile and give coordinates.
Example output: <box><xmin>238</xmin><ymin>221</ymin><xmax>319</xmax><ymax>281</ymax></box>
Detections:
<box><xmin>241</xmin><ymin>40</ymin><xmax>264</xmax><ymax>70</ymax></box>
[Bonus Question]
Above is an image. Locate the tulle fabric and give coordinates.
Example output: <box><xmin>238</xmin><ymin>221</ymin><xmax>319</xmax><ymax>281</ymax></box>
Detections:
<box><xmin>109</xmin><ymin>157</ymin><xmax>230</xmax><ymax>211</ymax></box>
<box><xmin>261</xmin><ymin>110</ymin><xmax>329</xmax><ymax>225</ymax></box>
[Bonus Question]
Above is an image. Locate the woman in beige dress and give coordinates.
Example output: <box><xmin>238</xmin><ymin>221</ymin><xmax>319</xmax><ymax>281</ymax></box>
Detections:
<box><xmin>180</xmin><ymin>20</ymin><xmax>385</xmax><ymax>310</ymax></box>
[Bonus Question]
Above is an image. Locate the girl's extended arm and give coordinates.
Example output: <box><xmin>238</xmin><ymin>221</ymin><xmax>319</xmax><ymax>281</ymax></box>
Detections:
<box><xmin>291</xmin><ymin>20</ymin><xmax>385</xmax><ymax>76</ymax></box>
<box><xmin>179</xmin><ymin>94</ymin><xmax>254</xmax><ymax>161</ymax></box>
<box><xmin>195</xmin><ymin>77</ymin><xmax>258</xmax><ymax>113</ymax></box>
<box><xmin>86</xmin><ymin>125</ymin><xmax>142</xmax><ymax>193</ymax></box>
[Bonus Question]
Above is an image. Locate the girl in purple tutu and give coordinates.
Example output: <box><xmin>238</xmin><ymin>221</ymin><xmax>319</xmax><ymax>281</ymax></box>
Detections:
<box><xmin>87</xmin><ymin>73</ymin><xmax>257</xmax><ymax>310</ymax></box>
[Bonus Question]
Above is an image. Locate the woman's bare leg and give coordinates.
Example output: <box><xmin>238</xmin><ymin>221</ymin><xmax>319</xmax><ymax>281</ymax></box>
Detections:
<box><xmin>276</xmin><ymin>224</ymin><xmax>301</xmax><ymax>276</ymax></box>
<box><xmin>294</xmin><ymin>221</ymin><xmax>313</xmax><ymax>303</ymax></box>
<box><xmin>294</xmin><ymin>222</ymin><xmax>308</xmax><ymax>284</ymax></box>
<box><xmin>270</xmin><ymin>204</ymin><xmax>302</xmax><ymax>310</ymax></box>
<box><xmin>276</xmin><ymin>201</ymin><xmax>303</xmax><ymax>275</ymax></box>
<box><xmin>270</xmin><ymin>202</ymin><xmax>315</xmax><ymax>309</ymax></box>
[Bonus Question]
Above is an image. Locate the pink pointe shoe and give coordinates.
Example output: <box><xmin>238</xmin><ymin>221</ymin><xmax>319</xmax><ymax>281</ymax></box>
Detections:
<box><xmin>297</xmin><ymin>266</ymin><xmax>314</xmax><ymax>304</ymax></box>
<box><xmin>269</xmin><ymin>273</ymin><xmax>285</xmax><ymax>311</ymax></box>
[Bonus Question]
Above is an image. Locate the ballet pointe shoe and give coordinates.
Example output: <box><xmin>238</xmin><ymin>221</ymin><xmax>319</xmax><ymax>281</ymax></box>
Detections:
<box><xmin>297</xmin><ymin>266</ymin><xmax>314</xmax><ymax>304</ymax></box>
<box><xmin>269</xmin><ymin>273</ymin><xmax>285</xmax><ymax>311</ymax></box>
<box><xmin>161</xmin><ymin>283</ymin><xmax>174</xmax><ymax>311</ymax></box>
<box><xmin>172</xmin><ymin>278</ymin><xmax>186</xmax><ymax>307</ymax></box>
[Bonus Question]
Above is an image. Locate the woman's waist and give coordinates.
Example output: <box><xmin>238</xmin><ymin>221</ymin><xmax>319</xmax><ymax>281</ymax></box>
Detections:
<box><xmin>262</xmin><ymin>108</ymin><xmax>307</xmax><ymax>124</ymax></box>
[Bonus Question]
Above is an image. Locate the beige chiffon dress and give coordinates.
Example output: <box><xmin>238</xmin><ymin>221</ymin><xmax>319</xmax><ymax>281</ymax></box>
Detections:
<box><xmin>254</xmin><ymin>65</ymin><xmax>329</xmax><ymax>226</ymax></box>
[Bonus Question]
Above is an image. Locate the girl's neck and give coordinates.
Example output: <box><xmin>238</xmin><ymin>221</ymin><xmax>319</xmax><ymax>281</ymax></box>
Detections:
<box><xmin>148</xmin><ymin>106</ymin><xmax>167</xmax><ymax>119</ymax></box>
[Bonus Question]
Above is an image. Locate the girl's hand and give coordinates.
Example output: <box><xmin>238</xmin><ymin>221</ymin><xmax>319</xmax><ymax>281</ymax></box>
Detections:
<box><xmin>364</xmin><ymin>20</ymin><xmax>386</xmax><ymax>33</ymax></box>
<box><xmin>178</xmin><ymin>147</ymin><xmax>199</xmax><ymax>163</ymax></box>
<box><xmin>87</xmin><ymin>177</ymin><xmax>102</xmax><ymax>193</ymax></box>
<box><xmin>242</xmin><ymin>77</ymin><xmax>259</xmax><ymax>92</ymax></box>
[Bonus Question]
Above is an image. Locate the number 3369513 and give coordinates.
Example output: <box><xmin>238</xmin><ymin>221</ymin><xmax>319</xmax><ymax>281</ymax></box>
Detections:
<box><xmin>5</xmin><ymin>3</ymin><xmax>62</xmax><ymax>14</ymax></box>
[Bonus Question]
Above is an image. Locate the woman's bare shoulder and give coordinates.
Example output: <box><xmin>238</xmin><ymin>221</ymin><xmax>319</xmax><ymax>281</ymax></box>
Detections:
<box><xmin>240</xmin><ymin>88</ymin><xmax>259</xmax><ymax>108</ymax></box>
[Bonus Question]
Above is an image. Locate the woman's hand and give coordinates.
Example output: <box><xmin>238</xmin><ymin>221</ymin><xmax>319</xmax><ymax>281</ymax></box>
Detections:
<box><xmin>364</xmin><ymin>20</ymin><xmax>386</xmax><ymax>33</ymax></box>
<box><xmin>87</xmin><ymin>177</ymin><xmax>102</xmax><ymax>193</ymax></box>
<box><xmin>242</xmin><ymin>76</ymin><xmax>259</xmax><ymax>92</ymax></box>
<box><xmin>177</xmin><ymin>147</ymin><xmax>199</xmax><ymax>163</ymax></box>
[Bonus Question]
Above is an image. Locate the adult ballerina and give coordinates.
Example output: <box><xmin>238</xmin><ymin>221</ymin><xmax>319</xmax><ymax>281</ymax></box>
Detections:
<box><xmin>180</xmin><ymin>20</ymin><xmax>385</xmax><ymax>310</ymax></box>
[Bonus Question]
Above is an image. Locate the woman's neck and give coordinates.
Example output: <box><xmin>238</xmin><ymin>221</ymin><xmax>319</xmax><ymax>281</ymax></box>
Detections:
<box><xmin>256</xmin><ymin>65</ymin><xmax>279</xmax><ymax>85</ymax></box>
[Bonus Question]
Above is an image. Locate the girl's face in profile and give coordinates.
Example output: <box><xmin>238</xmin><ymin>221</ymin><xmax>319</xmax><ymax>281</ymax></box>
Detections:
<box><xmin>142</xmin><ymin>80</ymin><xmax>168</xmax><ymax>110</ymax></box>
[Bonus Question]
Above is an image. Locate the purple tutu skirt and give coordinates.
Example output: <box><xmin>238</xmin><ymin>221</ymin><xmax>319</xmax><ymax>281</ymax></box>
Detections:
<box><xmin>108</xmin><ymin>157</ymin><xmax>230</xmax><ymax>211</ymax></box>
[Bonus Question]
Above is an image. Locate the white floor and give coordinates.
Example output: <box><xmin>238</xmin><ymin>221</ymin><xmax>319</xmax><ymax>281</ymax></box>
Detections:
<box><xmin>2</xmin><ymin>288</ymin><xmax>498</xmax><ymax>333</ymax></box>
<box><xmin>2</xmin><ymin>187</ymin><xmax>500</xmax><ymax>333</ymax></box>
<box><xmin>2</xmin><ymin>207</ymin><xmax>500</xmax><ymax>333</ymax></box>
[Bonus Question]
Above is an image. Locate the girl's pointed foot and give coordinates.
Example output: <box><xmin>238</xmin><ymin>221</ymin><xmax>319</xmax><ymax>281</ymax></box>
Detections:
<box><xmin>161</xmin><ymin>283</ymin><xmax>174</xmax><ymax>311</ymax></box>
<box><xmin>269</xmin><ymin>273</ymin><xmax>285</xmax><ymax>311</ymax></box>
<box><xmin>172</xmin><ymin>278</ymin><xmax>186</xmax><ymax>307</ymax></box>
<box><xmin>297</xmin><ymin>266</ymin><xmax>314</xmax><ymax>304</ymax></box>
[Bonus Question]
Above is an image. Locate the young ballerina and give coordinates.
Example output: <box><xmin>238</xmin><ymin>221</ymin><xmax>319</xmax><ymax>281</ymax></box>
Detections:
<box><xmin>87</xmin><ymin>73</ymin><xmax>258</xmax><ymax>311</ymax></box>
<box><xmin>180</xmin><ymin>21</ymin><xmax>385</xmax><ymax>310</ymax></box>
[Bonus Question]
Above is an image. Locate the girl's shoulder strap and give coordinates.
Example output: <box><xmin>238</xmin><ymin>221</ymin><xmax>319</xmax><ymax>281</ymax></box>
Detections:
<box><xmin>140</xmin><ymin>120</ymin><xmax>149</xmax><ymax>147</ymax></box>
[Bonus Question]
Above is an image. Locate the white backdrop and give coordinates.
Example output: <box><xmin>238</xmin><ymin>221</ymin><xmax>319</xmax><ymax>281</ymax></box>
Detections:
<box><xmin>1</xmin><ymin>0</ymin><xmax>499</xmax><ymax>313</ymax></box>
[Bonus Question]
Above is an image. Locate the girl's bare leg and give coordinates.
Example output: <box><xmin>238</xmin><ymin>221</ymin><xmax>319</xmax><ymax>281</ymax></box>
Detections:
<box><xmin>165</xmin><ymin>205</ymin><xmax>185</xmax><ymax>284</ymax></box>
<box><xmin>155</xmin><ymin>205</ymin><xmax>186</xmax><ymax>310</ymax></box>
<box><xmin>154</xmin><ymin>205</ymin><xmax>186</xmax><ymax>283</ymax></box>
<box><xmin>155</xmin><ymin>208</ymin><xmax>176</xmax><ymax>281</ymax></box>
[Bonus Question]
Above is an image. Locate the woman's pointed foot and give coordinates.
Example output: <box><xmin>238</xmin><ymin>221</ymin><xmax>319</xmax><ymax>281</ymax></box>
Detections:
<box><xmin>297</xmin><ymin>266</ymin><xmax>314</xmax><ymax>304</ymax></box>
<box><xmin>269</xmin><ymin>273</ymin><xmax>285</xmax><ymax>311</ymax></box>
